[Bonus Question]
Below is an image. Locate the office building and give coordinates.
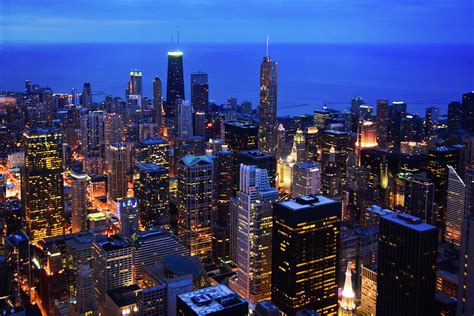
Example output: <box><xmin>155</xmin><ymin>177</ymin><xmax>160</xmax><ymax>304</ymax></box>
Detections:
<box><xmin>127</xmin><ymin>69</ymin><xmax>143</xmax><ymax>96</ymax></box>
<box><xmin>153</xmin><ymin>76</ymin><xmax>163</xmax><ymax>128</ymax></box>
<box><xmin>22</xmin><ymin>128</ymin><xmax>64</xmax><ymax>242</ymax></box>
<box><xmin>355</xmin><ymin>121</ymin><xmax>377</xmax><ymax>164</ymax></box>
<box><xmin>82</xmin><ymin>82</ymin><xmax>92</xmax><ymax>108</ymax></box>
<box><xmin>232</xmin><ymin>165</ymin><xmax>278</xmax><ymax>304</ymax></box>
<box><xmin>176</xmin><ymin>99</ymin><xmax>193</xmax><ymax>138</ymax></box>
<box><xmin>115</xmin><ymin>197</ymin><xmax>138</xmax><ymax>238</ymax></box>
<box><xmin>65</xmin><ymin>231</ymin><xmax>96</xmax><ymax>297</ymax></box>
<box><xmin>176</xmin><ymin>284</ymin><xmax>249</xmax><ymax>316</ymax></box>
<box><xmin>376</xmin><ymin>99</ymin><xmax>389</xmax><ymax>148</ymax></box>
<box><xmin>193</xmin><ymin>111</ymin><xmax>206</xmax><ymax>137</ymax></box>
<box><xmin>377</xmin><ymin>213</ymin><xmax>438</xmax><ymax>316</ymax></box>
<box><xmin>104</xmin><ymin>112</ymin><xmax>123</xmax><ymax>146</ymax></box>
<box><xmin>191</xmin><ymin>72</ymin><xmax>209</xmax><ymax>113</ymax></box>
<box><xmin>133</xmin><ymin>162</ymin><xmax>169</xmax><ymax>228</ymax></box>
<box><xmin>360</xmin><ymin>264</ymin><xmax>377</xmax><ymax>316</ymax></box>
<box><xmin>291</xmin><ymin>162</ymin><xmax>321</xmax><ymax>197</ymax></box>
<box><xmin>224</xmin><ymin>121</ymin><xmax>258</xmax><ymax>152</ymax></box>
<box><xmin>70</xmin><ymin>171</ymin><xmax>90</xmax><ymax>233</ymax></box>
<box><xmin>92</xmin><ymin>236</ymin><xmax>133</xmax><ymax>312</ymax></box>
<box><xmin>258</xmin><ymin>51</ymin><xmax>278</xmax><ymax>154</ymax></box>
<box><xmin>448</xmin><ymin>101</ymin><xmax>462</xmax><ymax>132</ymax></box>
<box><xmin>106</xmin><ymin>143</ymin><xmax>129</xmax><ymax>200</ymax></box>
<box><xmin>72</xmin><ymin>264</ymin><xmax>97</xmax><ymax>316</ymax></box>
<box><xmin>136</xmin><ymin>137</ymin><xmax>170</xmax><ymax>169</ymax></box>
<box><xmin>254</xmin><ymin>301</ymin><xmax>280</xmax><ymax>316</ymax></box>
<box><xmin>4</xmin><ymin>231</ymin><xmax>30</xmax><ymax>307</ymax></box>
<box><xmin>234</xmin><ymin>150</ymin><xmax>277</xmax><ymax>192</ymax></box>
<box><xmin>80</xmin><ymin>110</ymin><xmax>105</xmax><ymax>158</ymax></box>
<box><xmin>177</xmin><ymin>155</ymin><xmax>214</xmax><ymax>262</ymax></box>
<box><xmin>462</xmin><ymin>91</ymin><xmax>474</xmax><ymax>132</ymax></box>
<box><xmin>272</xmin><ymin>195</ymin><xmax>341</xmax><ymax>315</ymax></box>
<box><xmin>445</xmin><ymin>165</ymin><xmax>465</xmax><ymax>248</ymax></box>
<box><xmin>320</xmin><ymin>129</ymin><xmax>349</xmax><ymax>196</ymax></box>
<box><xmin>403</xmin><ymin>173</ymin><xmax>436</xmax><ymax>224</ymax></box>
<box><xmin>165</xmin><ymin>50</ymin><xmax>185</xmax><ymax>123</ymax></box>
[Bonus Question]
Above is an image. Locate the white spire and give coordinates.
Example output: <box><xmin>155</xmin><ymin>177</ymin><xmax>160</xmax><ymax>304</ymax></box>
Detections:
<box><xmin>340</xmin><ymin>261</ymin><xmax>356</xmax><ymax>311</ymax></box>
<box><xmin>266</xmin><ymin>34</ymin><xmax>269</xmax><ymax>57</ymax></box>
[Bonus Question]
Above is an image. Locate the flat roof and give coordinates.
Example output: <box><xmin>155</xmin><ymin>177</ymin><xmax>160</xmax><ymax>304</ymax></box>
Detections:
<box><xmin>134</xmin><ymin>162</ymin><xmax>166</xmax><ymax>173</ymax></box>
<box><xmin>178</xmin><ymin>284</ymin><xmax>246</xmax><ymax>314</ymax></box>
<box><xmin>279</xmin><ymin>195</ymin><xmax>336</xmax><ymax>211</ymax></box>
<box><xmin>383</xmin><ymin>213</ymin><xmax>436</xmax><ymax>232</ymax></box>
<box><xmin>138</xmin><ymin>137</ymin><xmax>168</xmax><ymax>146</ymax></box>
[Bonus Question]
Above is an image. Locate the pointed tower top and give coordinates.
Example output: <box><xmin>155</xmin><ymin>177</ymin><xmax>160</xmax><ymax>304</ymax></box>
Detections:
<box><xmin>266</xmin><ymin>34</ymin><xmax>269</xmax><ymax>57</ymax></box>
<box><xmin>340</xmin><ymin>261</ymin><xmax>356</xmax><ymax>311</ymax></box>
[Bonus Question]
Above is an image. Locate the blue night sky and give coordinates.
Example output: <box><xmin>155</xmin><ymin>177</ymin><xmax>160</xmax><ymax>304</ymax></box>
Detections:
<box><xmin>1</xmin><ymin>0</ymin><xmax>473</xmax><ymax>44</ymax></box>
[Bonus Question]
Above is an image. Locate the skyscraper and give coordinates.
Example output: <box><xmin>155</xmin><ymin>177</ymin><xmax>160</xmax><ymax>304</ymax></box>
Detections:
<box><xmin>191</xmin><ymin>72</ymin><xmax>209</xmax><ymax>113</ymax></box>
<box><xmin>70</xmin><ymin>171</ymin><xmax>90</xmax><ymax>233</ymax></box>
<box><xmin>291</xmin><ymin>162</ymin><xmax>321</xmax><ymax>197</ymax></box>
<box><xmin>82</xmin><ymin>82</ymin><xmax>92</xmax><ymax>108</ymax></box>
<box><xmin>127</xmin><ymin>69</ymin><xmax>143</xmax><ymax>96</ymax></box>
<box><xmin>73</xmin><ymin>264</ymin><xmax>97</xmax><ymax>316</ymax></box>
<box><xmin>153</xmin><ymin>76</ymin><xmax>163</xmax><ymax>128</ymax></box>
<box><xmin>232</xmin><ymin>165</ymin><xmax>278</xmax><ymax>304</ymax></box>
<box><xmin>80</xmin><ymin>110</ymin><xmax>105</xmax><ymax>158</ymax></box>
<box><xmin>136</xmin><ymin>136</ymin><xmax>170</xmax><ymax>169</ymax></box>
<box><xmin>404</xmin><ymin>173</ymin><xmax>436</xmax><ymax>224</ymax></box>
<box><xmin>115</xmin><ymin>197</ymin><xmax>139</xmax><ymax>238</ymax></box>
<box><xmin>462</xmin><ymin>91</ymin><xmax>474</xmax><ymax>132</ymax></box>
<box><xmin>258</xmin><ymin>49</ymin><xmax>278</xmax><ymax>154</ymax></box>
<box><xmin>445</xmin><ymin>165</ymin><xmax>465</xmax><ymax>248</ymax></box>
<box><xmin>376</xmin><ymin>99</ymin><xmax>389</xmax><ymax>148</ymax></box>
<box><xmin>176</xmin><ymin>99</ymin><xmax>193</xmax><ymax>138</ymax></box>
<box><xmin>106</xmin><ymin>143</ymin><xmax>129</xmax><ymax>201</ymax></box>
<box><xmin>133</xmin><ymin>162</ymin><xmax>169</xmax><ymax>228</ymax></box>
<box><xmin>165</xmin><ymin>50</ymin><xmax>184</xmax><ymax>124</ymax></box>
<box><xmin>104</xmin><ymin>112</ymin><xmax>123</xmax><ymax>147</ymax></box>
<box><xmin>224</xmin><ymin>121</ymin><xmax>258</xmax><ymax>152</ymax></box>
<box><xmin>22</xmin><ymin>128</ymin><xmax>64</xmax><ymax>243</ymax></box>
<box><xmin>377</xmin><ymin>213</ymin><xmax>438</xmax><ymax>316</ymax></box>
<box><xmin>447</xmin><ymin>101</ymin><xmax>462</xmax><ymax>133</ymax></box>
<box><xmin>177</xmin><ymin>155</ymin><xmax>214</xmax><ymax>262</ymax></box>
<box><xmin>272</xmin><ymin>195</ymin><xmax>341</xmax><ymax>315</ymax></box>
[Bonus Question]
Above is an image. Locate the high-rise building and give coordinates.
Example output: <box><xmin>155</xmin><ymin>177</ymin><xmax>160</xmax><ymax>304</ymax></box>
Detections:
<box><xmin>136</xmin><ymin>136</ymin><xmax>170</xmax><ymax>169</ymax></box>
<box><xmin>133</xmin><ymin>162</ymin><xmax>169</xmax><ymax>228</ymax></box>
<box><xmin>22</xmin><ymin>128</ymin><xmax>64</xmax><ymax>242</ymax></box>
<box><xmin>360</xmin><ymin>264</ymin><xmax>377</xmax><ymax>316</ymax></box>
<box><xmin>234</xmin><ymin>150</ymin><xmax>277</xmax><ymax>193</ymax></box>
<box><xmin>115</xmin><ymin>197</ymin><xmax>138</xmax><ymax>238</ymax></box>
<box><xmin>272</xmin><ymin>195</ymin><xmax>341</xmax><ymax>315</ymax></box>
<box><xmin>258</xmin><ymin>51</ymin><xmax>278</xmax><ymax>154</ymax></box>
<box><xmin>404</xmin><ymin>173</ymin><xmax>436</xmax><ymax>224</ymax></box>
<box><xmin>355</xmin><ymin>121</ymin><xmax>377</xmax><ymax>164</ymax></box>
<box><xmin>176</xmin><ymin>284</ymin><xmax>249</xmax><ymax>316</ymax></box>
<box><xmin>191</xmin><ymin>72</ymin><xmax>209</xmax><ymax>113</ymax></box>
<box><xmin>448</xmin><ymin>101</ymin><xmax>462</xmax><ymax>133</ymax></box>
<box><xmin>176</xmin><ymin>99</ymin><xmax>193</xmax><ymax>138</ymax></box>
<box><xmin>193</xmin><ymin>111</ymin><xmax>206</xmax><ymax>137</ymax></box>
<box><xmin>104</xmin><ymin>112</ymin><xmax>123</xmax><ymax>147</ymax></box>
<box><xmin>127</xmin><ymin>69</ymin><xmax>143</xmax><ymax>96</ymax></box>
<box><xmin>165</xmin><ymin>50</ymin><xmax>185</xmax><ymax>124</ymax></box>
<box><xmin>462</xmin><ymin>91</ymin><xmax>474</xmax><ymax>132</ymax></box>
<box><xmin>177</xmin><ymin>155</ymin><xmax>214</xmax><ymax>262</ymax></box>
<box><xmin>80</xmin><ymin>110</ymin><xmax>105</xmax><ymax>157</ymax></box>
<box><xmin>224</xmin><ymin>121</ymin><xmax>258</xmax><ymax>152</ymax></box>
<box><xmin>376</xmin><ymin>213</ymin><xmax>438</xmax><ymax>316</ymax></box>
<box><xmin>445</xmin><ymin>165</ymin><xmax>465</xmax><ymax>248</ymax></box>
<box><xmin>4</xmin><ymin>231</ymin><xmax>30</xmax><ymax>307</ymax></box>
<box><xmin>320</xmin><ymin>130</ymin><xmax>349</xmax><ymax>196</ymax></box>
<box><xmin>291</xmin><ymin>162</ymin><xmax>321</xmax><ymax>197</ymax></box>
<box><xmin>153</xmin><ymin>76</ymin><xmax>163</xmax><ymax>128</ymax></box>
<box><xmin>92</xmin><ymin>236</ymin><xmax>133</xmax><ymax>312</ymax></box>
<box><xmin>82</xmin><ymin>82</ymin><xmax>92</xmax><ymax>108</ymax></box>
<box><xmin>339</xmin><ymin>262</ymin><xmax>356</xmax><ymax>315</ymax></box>
<box><xmin>376</xmin><ymin>99</ymin><xmax>389</xmax><ymax>148</ymax></box>
<box><xmin>72</xmin><ymin>264</ymin><xmax>97</xmax><ymax>316</ymax></box>
<box><xmin>106</xmin><ymin>143</ymin><xmax>129</xmax><ymax>200</ymax></box>
<box><xmin>70</xmin><ymin>171</ymin><xmax>90</xmax><ymax>233</ymax></box>
<box><xmin>294</xmin><ymin>129</ymin><xmax>307</xmax><ymax>162</ymax></box>
<box><xmin>232</xmin><ymin>165</ymin><xmax>278</xmax><ymax>304</ymax></box>
<box><xmin>65</xmin><ymin>231</ymin><xmax>96</xmax><ymax>297</ymax></box>
<box><xmin>254</xmin><ymin>301</ymin><xmax>280</xmax><ymax>316</ymax></box>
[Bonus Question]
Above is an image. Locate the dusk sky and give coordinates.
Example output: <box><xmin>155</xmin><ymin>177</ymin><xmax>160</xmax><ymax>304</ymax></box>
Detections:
<box><xmin>1</xmin><ymin>0</ymin><xmax>473</xmax><ymax>44</ymax></box>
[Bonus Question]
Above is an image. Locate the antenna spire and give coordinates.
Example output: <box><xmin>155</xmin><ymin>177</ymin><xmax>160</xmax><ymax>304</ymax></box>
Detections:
<box><xmin>177</xmin><ymin>26</ymin><xmax>180</xmax><ymax>51</ymax></box>
<box><xmin>266</xmin><ymin>34</ymin><xmax>269</xmax><ymax>57</ymax></box>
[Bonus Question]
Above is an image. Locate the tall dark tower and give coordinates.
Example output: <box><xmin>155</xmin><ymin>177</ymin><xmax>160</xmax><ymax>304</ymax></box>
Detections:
<box><xmin>153</xmin><ymin>77</ymin><xmax>163</xmax><ymax>128</ymax></box>
<box><xmin>82</xmin><ymin>82</ymin><xmax>92</xmax><ymax>108</ymax></box>
<box><xmin>258</xmin><ymin>37</ymin><xmax>278</xmax><ymax>154</ymax></box>
<box><xmin>165</xmin><ymin>50</ymin><xmax>185</xmax><ymax>124</ymax></box>
<box><xmin>462</xmin><ymin>91</ymin><xmax>474</xmax><ymax>132</ymax></box>
<box><xmin>191</xmin><ymin>72</ymin><xmax>209</xmax><ymax>113</ymax></box>
<box><xmin>376</xmin><ymin>213</ymin><xmax>438</xmax><ymax>316</ymax></box>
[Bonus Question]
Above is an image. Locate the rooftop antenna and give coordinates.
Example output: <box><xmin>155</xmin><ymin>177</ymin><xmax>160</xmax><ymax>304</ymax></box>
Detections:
<box><xmin>177</xmin><ymin>26</ymin><xmax>180</xmax><ymax>51</ymax></box>
<box><xmin>266</xmin><ymin>34</ymin><xmax>269</xmax><ymax>57</ymax></box>
<box><xmin>171</xmin><ymin>34</ymin><xmax>174</xmax><ymax>50</ymax></box>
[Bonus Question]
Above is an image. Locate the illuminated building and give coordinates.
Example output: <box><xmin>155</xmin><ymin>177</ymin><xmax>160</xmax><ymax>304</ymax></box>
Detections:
<box><xmin>445</xmin><ymin>165</ymin><xmax>465</xmax><ymax>248</ymax></box>
<box><xmin>404</xmin><ymin>173</ymin><xmax>436</xmax><ymax>224</ymax></box>
<box><xmin>70</xmin><ymin>171</ymin><xmax>90</xmax><ymax>233</ymax></box>
<box><xmin>231</xmin><ymin>165</ymin><xmax>278</xmax><ymax>304</ymax></box>
<box><xmin>377</xmin><ymin>213</ymin><xmax>437</xmax><ymax>316</ymax></box>
<box><xmin>153</xmin><ymin>76</ymin><xmax>163</xmax><ymax>129</ymax></box>
<box><xmin>447</xmin><ymin>101</ymin><xmax>462</xmax><ymax>132</ymax></box>
<box><xmin>462</xmin><ymin>91</ymin><xmax>474</xmax><ymax>132</ymax></box>
<box><xmin>191</xmin><ymin>72</ymin><xmax>209</xmax><ymax>113</ymax></box>
<box><xmin>355</xmin><ymin>121</ymin><xmax>377</xmax><ymax>164</ymax></box>
<box><xmin>176</xmin><ymin>284</ymin><xmax>249</xmax><ymax>316</ymax></box>
<box><xmin>131</xmin><ymin>228</ymin><xmax>189</xmax><ymax>282</ymax></box>
<box><xmin>424</xmin><ymin>106</ymin><xmax>439</xmax><ymax>140</ymax></box>
<box><xmin>234</xmin><ymin>150</ymin><xmax>276</xmax><ymax>193</ymax></box>
<box><xmin>194</xmin><ymin>111</ymin><xmax>206</xmax><ymax>137</ymax></box>
<box><xmin>114</xmin><ymin>197</ymin><xmax>138</xmax><ymax>238</ymax></box>
<box><xmin>65</xmin><ymin>231</ymin><xmax>96</xmax><ymax>297</ymax></box>
<box><xmin>224</xmin><ymin>121</ymin><xmax>258</xmax><ymax>152</ymax></box>
<box><xmin>320</xmin><ymin>130</ymin><xmax>349</xmax><ymax>197</ymax></box>
<box><xmin>165</xmin><ymin>50</ymin><xmax>185</xmax><ymax>129</ymax></box>
<box><xmin>162</xmin><ymin>254</ymin><xmax>209</xmax><ymax>290</ymax></box>
<box><xmin>87</xmin><ymin>212</ymin><xmax>107</xmax><ymax>234</ymax></box>
<box><xmin>313</xmin><ymin>110</ymin><xmax>331</xmax><ymax>130</ymax></box>
<box><xmin>358</xmin><ymin>104</ymin><xmax>372</xmax><ymax>122</ymax></box>
<box><xmin>133</xmin><ymin>162</ymin><xmax>169</xmax><ymax>228</ymax></box>
<box><xmin>22</xmin><ymin>128</ymin><xmax>64</xmax><ymax>243</ymax></box>
<box><xmin>175</xmin><ymin>99</ymin><xmax>193</xmax><ymax>138</ymax></box>
<box><xmin>360</xmin><ymin>264</ymin><xmax>377</xmax><ymax>316</ymax></box>
<box><xmin>339</xmin><ymin>262</ymin><xmax>356</xmax><ymax>315</ymax></box>
<box><xmin>291</xmin><ymin>162</ymin><xmax>321</xmax><ymax>197</ymax></box>
<box><xmin>400</xmin><ymin>141</ymin><xmax>427</xmax><ymax>155</ymax></box>
<box><xmin>127</xmin><ymin>69</ymin><xmax>143</xmax><ymax>97</ymax></box>
<box><xmin>80</xmin><ymin>110</ymin><xmax>105</xmax><ymax>158</ymax></box>
<box><xmin>387</xmin><ymin>101</ymin><xmax>406</xmax><ymax>148</ymax></box>
<box><xmin>105</xmin><ymin>284</ymin><xmax>139</xmax><ymax>315</ymax></box>
<box><xmin>258</xmin><ymin>47</ymin><xmax>278</xmax><ymax>154</ymax></box>
<box><xmin>4</xmin><ymin>231</ymin><xmax>30</xmax><ymax>307</ymax></box>
<box><xmin>172</xmin><ymin>136</ymin><xmax>206</xmax><ymax>176</ymax></box>
<box><xmin>138</xmin><ymin>122</ymin><xmax>159</xmax><ymax>140</ymax></box>
<box><xmin>305</xmin><ymin>127</ymin><xmax>318</xmax><ymax>161</ymax></box>
<box><xmin>213</xmin><ymin>150</ymin><xmax>234</xmax><ymax>261</ymax></box>
<box><xmin>277</xmin><ymin>140</ymin><xmax>297</xmax><ymax>193</ymax></box>
<box><xmin>71</xmin><ymin>264</ymin><xmax>96</xmax><ymax>316</ymax></box>
<box><xmin>276</xmin><ymin>123</ymin><xmax>287</xmax><ymax>159</ymax></box>
<box><xmin>272</xmin><ymin>195</ymin><xmax>341</xmax><ymax>315</ymax></box>
<box><xmin>92</xmin><ymin>236</ymin><xmax>133</xmax><ymax>313</ymax></box>
<box><xmin>294</xmin><ymin>129</ymin><xmax>307</xmax><ymax>162</ymax></box>
<box><xmin>321</xmin><ymin>146</ymin><xmax>340</xmax><ymax>197</ymax></box>
<box><xmin>104</xmin><ymin>112</ymin><xmax>123</xmax><ymax>147</ymax></box>
<box><xmin>136</xmin><ymin>136</ymin><xmax>169</xmax><ymax>170</ymax></box>
<box><xmin>400</xmin><ymin>113</ymin><xmax>422</xmax><ymax>143</ymax></box>
<box><xmin>177</xmin><ymin>155</ymin><xmax>214</xmax><ymax>262</ymax></box>
<box><xmin>376</xmin><ymin>99</ymin><xmax>389</xmax><ymax>149</ymax></box>
<box><xmin>426</xmin><ymin>146</ymin><xmax>460</xmax><ymax>228</ymax></box>
<box><xmin>106</xmin><ymin>142</ymin><xmax>129</xmax><ymax>201</ymax></box>
<box><xmin>82</xmin><ymin>82</ymin><xmax>92</xmax><ymax>108</ymax></box>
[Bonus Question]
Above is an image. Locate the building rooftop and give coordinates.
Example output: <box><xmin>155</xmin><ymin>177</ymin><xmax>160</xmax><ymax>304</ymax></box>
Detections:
<box><xmin>95</xmin><ymin>235</ymin><xmax>130</xmax><ymax>252</ymax></box>
<box><xmin>134</xmin><ymin>162</ymin><xmax>166</xmax><ymax>173</ymax></box>
<box><xmin>181</xmin><ymin>155</ymin><xmax>213</xmax><ymax>167</ymax></box>
<box><xmin>279</xmin><ymin>195</ymin><xmax>336</xmax><ymax>211</ymax></box>
<box><xmin>383</xmin><ymin>213</ymin><xmax>437</xmax><ymax>232</ymax></box>
<box><xmin>107</xmin><ymin>284</ymin><xmax>140</xmax><ymax>307</ymax></box>
<box><xmin>138</xmin><ymin>137</ymin><xmax>168</xmax><ymax>146</ymax></box>
<box><xmin>225</xmin><ymin>121</ymin><xmax>257</xmax><ymax>129</ymax></box>
<box><xmin>294</xmin><ymin>162</ymin><xmax>320</xmax><ymax>170</ymax></box>
<box><xmin>164</xmin><ymin>254</ymin><xmax>204</xmax><ymax>279</ymax></box>
<box><xmin>237</xmin><ymin>149</ymin><xmax>274</xmax><ymax>159</ymax></box>
<box><xmin>178</xmin><ymin>284</ymin><xmax>247</xmax><ymax>314</ymax></box>
<box><xmin>65</xmin><ymin>231</ymin><xmax>96</xmax><ymax>250</ymax></box>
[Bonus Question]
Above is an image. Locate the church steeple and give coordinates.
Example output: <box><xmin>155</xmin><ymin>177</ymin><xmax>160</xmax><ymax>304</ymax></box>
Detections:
<box><xmin>339</xmin><ymin>261</ymin><xmax>356</xmax><ymax>315</ymax></box>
